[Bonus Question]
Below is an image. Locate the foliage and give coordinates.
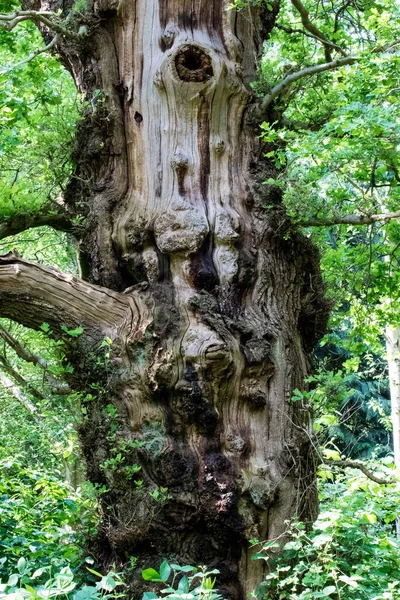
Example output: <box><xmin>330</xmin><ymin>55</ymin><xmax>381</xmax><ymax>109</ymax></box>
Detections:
<box><xmin>0</xmin><ymin>563</ymin><xmax>125</xmax><ymax>600</ymax></box>
<box><xmin>251</xmin><ymin>466</ymin><xmax>400</xmax><ymax>600</ymax></box>
<box><xmin>257</xmin><ymin>0</ymin><xmax>400</xmax><ymax>339</ymax></box>
<box><xmin>0</xmin><ymin>21</ymin><xmax>79</xmax><ymax>219</ymax></box>
<box><xmin>0</xmin><ymin>457</ymin><xmax>98</xmax><ymax>582</ymax></box>
<box><xmin>141</xmin><ymin>563</ymin><xmax>224</xmax><ymax>600</ymax></box>
<box><xmin>299</xmin><ymin>354</ymin><xmax>391</xmax><ymax>459</ymax></box>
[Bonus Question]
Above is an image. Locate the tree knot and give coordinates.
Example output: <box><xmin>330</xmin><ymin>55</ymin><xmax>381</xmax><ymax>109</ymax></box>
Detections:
<box><xmin>175</xmin><ymin>45</ymin><xmax>213</xmax><ymax>82</ymax></box>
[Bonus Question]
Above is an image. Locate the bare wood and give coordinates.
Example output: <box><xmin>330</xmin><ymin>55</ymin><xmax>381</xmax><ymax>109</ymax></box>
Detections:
<box><xmin>0</xmin><ymin>252</ymin><xmax>151</xmax><ymax>343</ymax></box>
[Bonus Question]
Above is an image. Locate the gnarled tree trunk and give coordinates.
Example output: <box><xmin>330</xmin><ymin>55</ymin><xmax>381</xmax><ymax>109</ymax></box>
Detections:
<box><xmin>3</xmin><ymin>1</ymin><xmax>329</xmax><ymax>597</ymax></box>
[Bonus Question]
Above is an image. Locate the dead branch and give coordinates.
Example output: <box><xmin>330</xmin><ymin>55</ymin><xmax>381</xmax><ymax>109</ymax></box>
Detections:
<box><xmin>324</xmin><ymin>459</ymin><xmax>394</xmax><ymax>485</ymax></box>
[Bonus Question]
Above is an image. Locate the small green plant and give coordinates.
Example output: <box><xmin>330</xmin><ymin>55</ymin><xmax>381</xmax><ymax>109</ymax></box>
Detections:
<box><xmin>0</xmin><ymin>458</ymin><xmax>97</xmax><ymax>582</ymax></box>
<box><xmin>0</xmin><ymin>563</ymin><xmax>125</xmax><ymax>599</ymax></box>
<box><xmin>148</xmin><ymin>487</ymin><xmax>172</xmax><ymax>504</ymax></box>
<box><xmin>61</xmin><ymin>325</ymin><xmax>84</xmax><ymax>337</ymax></box>
<box><xmin>141</xmin><ymin>562</ymin><xmax>224</xmax><ymax>600</ymax></box>
<box><xmin>251</xmin><ymin>466</ymin><xmax>400</xmax><ymax>600</ymax></box>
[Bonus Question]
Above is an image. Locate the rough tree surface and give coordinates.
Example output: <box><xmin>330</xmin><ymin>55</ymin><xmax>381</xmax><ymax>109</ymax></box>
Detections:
<box><xmin>0</xmin><ymin>1</ymin><xmax>329</xmax><ymax>597</ymax></box>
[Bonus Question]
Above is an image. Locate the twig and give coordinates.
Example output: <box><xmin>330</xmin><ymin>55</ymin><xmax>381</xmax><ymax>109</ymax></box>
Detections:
<box><xmin>324</xmin><ymin>459</ymin><xmax>394</xmax><ymax>485</ymax></box>
<box><xmin>1</xmin><ymin>35</ymin><xmax>59</xmax><ymax>73</ymax></box>
<box><xmin>290</xmin><ymin>0</ymin><xmax>347</xmax><ymax>60</ymax></box>
<box><xmin>0</xmin><ymin>324</ymin><xmax>47</xmax><ymax>368</ymax></box>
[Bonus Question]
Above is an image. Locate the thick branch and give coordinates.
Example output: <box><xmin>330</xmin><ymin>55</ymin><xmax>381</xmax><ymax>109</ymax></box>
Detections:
<box><xmin>261</xmin><ymin>56</ymin><xmax>357</xmax><ymax>111</ymax></box>
<box><xmin>324</xmin><ymin>459</ymin><xmax>393</xmax><ymax>485</ymax></box>
<box><xmin>0</xmin><ymin>211</ymin><xmax>74</xmax><ymax>241</ymax></box>
<box><xmin>0</xmin><ymin>252</ymin><xmax>150</xmax><ymax>344</ymax></box>
<box><xmin>299</xmin><ymin>210</ymin><xmax>400</xmax><ymax>227</ymax></box>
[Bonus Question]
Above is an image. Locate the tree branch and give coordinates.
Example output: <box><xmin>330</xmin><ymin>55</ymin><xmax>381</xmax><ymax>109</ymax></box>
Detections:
<box><xmin>0</xmin><ymin>371</ymin><xmax>38</xmax><ymax>414</ymax></box>
<box><xmin>290</xmin><ymin>0</ymin><xmax>347</xmax><ymax>61</ymax></box>
<box><xmin>299</xmin><ymin>210</ymin><xmax>400</xmax><ymax>227</ymax></box>
<box><xmin>0</xmin><ymin>354</ymin><xmax>44</xmax><ymax>400</ymax></box>
<box><xmin>277</xmin><ymin>20</ymin><xmax>344</xmax><ymax>58</ymax></box>
<box><xmin>324</xmin><ymin>459</ymin><xmax>394</xmax><ymax>485</ymax></box>
<box><xmin>2</xmin><ymin>35</ymin><xmax>59</xmax><ymax>73</ymax></box>
<box><xmin>0</xmin><ymin>323</ymin><xmax>47</xmax><ymax>368</ymax></box>
<box><xmin>0</xmin><ymin>252</ymin><xmax>151</xmax><ymax>345</ymax></box>
<box><xmin>0</xmin><ymin>323</ymin><xmax>72</xmax><ymax>395</ymax></box>
<box><xmin>0</xmin><ymin>211</ymin><xmax>75</xmax><ymax>241</ymax></box>
<box><xmin>0</xmin><ymin>10</ymin><xmax>80</xmax><ymax>40</ymax></box>
<box><xmin>261</xmin><ymin>56</ymin><xmax>357</xmax><ymax>112</ymax></box>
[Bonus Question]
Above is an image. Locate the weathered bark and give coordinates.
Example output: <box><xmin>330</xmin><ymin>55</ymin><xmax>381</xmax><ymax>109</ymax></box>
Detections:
<box><xmin>7</xmin><ymin>1</ymin><xmax>330</xmax><ymax>597</ymax></box>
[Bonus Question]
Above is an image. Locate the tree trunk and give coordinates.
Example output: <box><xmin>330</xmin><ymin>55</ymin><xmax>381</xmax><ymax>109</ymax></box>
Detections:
<box><xmin>5</xmin><ymin>1</ymin><xmax>329</xmax><ymax>597</ymax></box>
<box><xmin>385</xmin><ymin>325</ymin><xmax>400</xmax><ymax>536</ymax></box>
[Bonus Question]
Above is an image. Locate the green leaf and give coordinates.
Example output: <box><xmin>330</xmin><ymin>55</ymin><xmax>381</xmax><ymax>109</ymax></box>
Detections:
<box><xmin>7</xmin><ymin>574</ymin><xmax>18</xmax><ymax>587</ymax></box>
<box><xmin>159</xmin><ymin>562</ymin><xmax>171</xmax><ymax>582</ymax></box>
<box><xmin>322</xmin><ymin>587</ymin><xmax>336</xmax><ymax>596</ymax></box>
<box><xmin>178</xmin><ymin>576</ymin><xmax>189</xmax><ymax>594</ymax></box>
<box><xmin>16</xmin><ymin>558</ymin><xmax>26</xmax><ymax>574</ymax></box>
<box><xmin>142</xmin><ymin>594</ymin><xmax>159</xmax><ymax>600</ymax></box>
<box><xmin>99</xmin><ymin>575</ymin><xmax>117</xmax><ymax>592</ymax></box>
<box><xmin>61</xmin><ymin>325</ymin><xmax>84</xmax><ymax>337</ymax></box>
<box><xmin>142</xmin><ymin>568</ymin><xmax>162</xmax><ymax>582</ymax></box>
<box><xmin>86</xmin><ymin>567</ymin><xmax>103</xmax><ymax>578</ymax></box>
<box><xmin>31</xmin><ymin>568</ymin><xmax>46</xmax><ymax>580</ymax></box>
<box><xmin>170</xmin><ymin>565</ymin><xmax>196</xmax><ymax>573</ymax></box>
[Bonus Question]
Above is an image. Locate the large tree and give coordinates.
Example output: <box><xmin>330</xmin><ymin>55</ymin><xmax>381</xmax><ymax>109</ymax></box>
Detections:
<box><xmin>7</xmin><ymin>0</ymin><xmax>392</xmax><ymax>596</ymax></box>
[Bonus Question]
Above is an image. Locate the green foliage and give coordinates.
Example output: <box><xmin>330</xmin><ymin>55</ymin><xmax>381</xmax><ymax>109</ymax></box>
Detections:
<box><xmin>141</xmin><ymin>563</ymin><xmax>224</xmax><ymax>600</ymax></box>
<box><xmin>251</xmin><ymin>468</ymin><xmax>400</xmax><ymax>600</ymax></box>
<box><xmin>293</xmin><ymin>359</ymin><xmax>391</xmax><ymax>458</ymax></box>
<box><xmin>0</xmin><ymin>21</ymin><xmax>79</xmax><ymax>219</ymax></box>
<box><xmin>0</xmin><ymin>457</ymin><xmax>97</xmax><ymax>581</ymax></box>
<box><xmin>0</xmin><ymin>564</ymin><xmax>125</xmax><ymax>600</ymax></box>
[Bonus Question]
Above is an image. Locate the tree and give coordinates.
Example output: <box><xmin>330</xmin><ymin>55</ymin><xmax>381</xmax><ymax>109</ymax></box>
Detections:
<box><xmin>4</xmin><ymin>0</ymin><xmax>400</xmax><ymax>597</ymax></box>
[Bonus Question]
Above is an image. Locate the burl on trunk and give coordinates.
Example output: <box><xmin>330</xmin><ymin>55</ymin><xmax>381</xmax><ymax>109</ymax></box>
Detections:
<box><xmin>2</xmin><ymin>0</ymin><xmax>329</xmax><ymax>597</ymax></box>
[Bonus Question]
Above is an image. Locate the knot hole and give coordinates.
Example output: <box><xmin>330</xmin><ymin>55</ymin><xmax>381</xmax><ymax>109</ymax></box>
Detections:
<box><xmin>175</xmin><ymin>46</ymin><xmax>214</xmax><ymax>83</ymax></box>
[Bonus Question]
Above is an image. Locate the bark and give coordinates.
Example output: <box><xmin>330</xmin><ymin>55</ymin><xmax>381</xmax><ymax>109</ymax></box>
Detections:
<box><xmin>0</xmin><ymin>209</ymin><xmax>73</xmax><ymax>241</ymax></box>
<box><xmin>8</xmin><ymin>1</ymin><xmax>330</xmax><ymax>597</ymax></box>
<box><xmin>385</xmin><ymin>324</ymin><xmax>400</xmax><ymax>535</ymax></box>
